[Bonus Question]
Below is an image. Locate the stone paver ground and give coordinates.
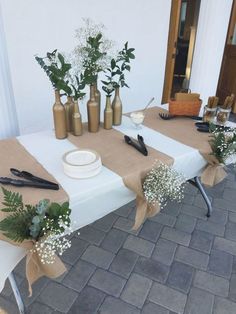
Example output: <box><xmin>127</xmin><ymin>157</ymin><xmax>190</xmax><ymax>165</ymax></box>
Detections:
<box><xmin>1</xmin><ymin>129</ymin><xmax>236</xmax><ymax>314</ymax></box>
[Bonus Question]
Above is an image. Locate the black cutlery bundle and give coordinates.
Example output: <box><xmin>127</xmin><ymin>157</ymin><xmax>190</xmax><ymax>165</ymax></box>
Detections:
<box><xmin>0</xmin><ymin>168</ymin><xmax>59</xmax><ymax>190</ymax></box>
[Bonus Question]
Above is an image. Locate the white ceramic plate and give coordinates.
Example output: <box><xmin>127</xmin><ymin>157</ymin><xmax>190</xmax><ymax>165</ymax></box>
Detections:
<box><xmin>62</xmin><ymin>149</ymin><xmax>102</xmax><ymax>179</ymax></box>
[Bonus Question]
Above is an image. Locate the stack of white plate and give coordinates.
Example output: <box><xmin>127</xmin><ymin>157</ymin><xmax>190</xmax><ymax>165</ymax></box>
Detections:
<box><xmin>62</xmin><ymin>149</ymin><xmax>102</xmax><ymax>179</ymax></box>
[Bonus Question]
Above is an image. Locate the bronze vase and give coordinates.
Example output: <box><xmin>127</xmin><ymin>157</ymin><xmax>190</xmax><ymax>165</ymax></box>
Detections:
<box><xmin>112</xmin><ymin>87</ymin><xmax>122</xmax><ymax>125</ymax></box>
<box><xmin>95</xmin><ymin>81</ymin><xmax>101</xmax><ymax>125</ymax></box>
<box><xmin>104</xmin><ymin>96</ymin><xmax>113</xmax><ymax>130</ymax></box>
<box><xmin>87</xmin><ymin>84</ymin><xmax>99</xmax><ymax>132</ymax></box>
<box><xmin>64</xmin><ymin>96</ymin><xmax>74</xmax><ymax>132</ymax></box>
<box><xmin>53</xmin><ymin>90</ymin><xmax>67</xmax><ymax>139</ymax></box>
<box><xmin>72</xmin><ymin>100</ymin><xmax>83</xmax><ymax>136</ymax></box>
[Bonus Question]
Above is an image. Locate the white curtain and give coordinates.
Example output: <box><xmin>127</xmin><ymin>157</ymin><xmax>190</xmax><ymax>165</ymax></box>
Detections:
<box><xmin>0</xmin><ymin>3</ymin><xmax>19</xmax><ymax>140</ymax></box>
<box><xmin>189</xmin><ymin>0</ymin><xmax>233</xmax><ymax>109</ymax></box>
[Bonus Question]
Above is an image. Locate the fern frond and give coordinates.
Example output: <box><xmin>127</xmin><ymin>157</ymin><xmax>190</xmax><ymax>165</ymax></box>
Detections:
<box><xmin>0</xmin><ymin>205</ymin><xmax>35</xmax><ymax>242</ymax></box>
<box><xmin>1</xmin><ymin>187</ymin><xmax>23</xmax><ymax>212</ymax></box>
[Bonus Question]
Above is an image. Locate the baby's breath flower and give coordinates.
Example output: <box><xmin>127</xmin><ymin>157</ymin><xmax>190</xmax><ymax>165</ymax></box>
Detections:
<box><xmin>143</xmin><ymin>161</ymin><xmax>186</xmax><ymax>209</ymax></box>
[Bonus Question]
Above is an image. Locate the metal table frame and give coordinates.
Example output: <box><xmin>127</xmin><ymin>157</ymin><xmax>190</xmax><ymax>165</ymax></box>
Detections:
<box><xmin>7</xmin><ymin>176</ymin><xmax>212</xmax><ymax>314</ymax></box>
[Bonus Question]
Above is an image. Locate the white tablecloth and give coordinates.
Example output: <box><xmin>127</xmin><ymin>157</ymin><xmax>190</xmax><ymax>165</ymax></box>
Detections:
<box><xmin>1</xmin><ymin>107</ymin><xmax>232</xmax><ymax>293</ymax></box>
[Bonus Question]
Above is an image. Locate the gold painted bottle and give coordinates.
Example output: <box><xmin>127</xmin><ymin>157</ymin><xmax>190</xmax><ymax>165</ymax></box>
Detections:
<box><xmin>104</xmin><ymin>96</ymin><xmax>113</xmax><ymax>130</ymax></box>
<box><xmin>112</xmin><ymin>87</ymin><xmax>122</xmax><ymax>125</ymax></box>
<box><xmin>64</xmin><ymin>96</ymin><xmax>74</xmax><ymax>132</ymax></box>
<box><xmin>53</xmin><ymin>90</ymin><xmax>67</xmax><ymax>139</ymax></box>
<box><xmin>95</xmin><ymin>81</ymin><xmax>101</xmax><ymax>125</ymax></box>
<box><xmin>87</xmin><ymin>84</ymin><xmax>99</xmax><ymax>132</ymax></box>
<box><xmin>72</xmin><ymin>99</ymin><xmax>83</xmax><ymax>136</ymax></box>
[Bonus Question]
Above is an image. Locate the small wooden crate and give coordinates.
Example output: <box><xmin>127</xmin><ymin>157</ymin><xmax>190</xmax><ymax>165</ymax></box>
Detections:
<box><xmin>169</xmin><ymin>99</ymin><xmax>202</xmax><ymax>116</ymax></box>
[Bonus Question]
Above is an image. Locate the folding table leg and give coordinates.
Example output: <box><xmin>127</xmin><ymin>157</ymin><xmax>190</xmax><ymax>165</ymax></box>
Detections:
<box><xmin>188</xmin><ymin>176</ymin><xmax>212</xmax><ymax>217</ymax></box>
<box><xmin>8</xmin><ymin>272</ymin><xmax>25</xmax><ymax>314</ymax></box>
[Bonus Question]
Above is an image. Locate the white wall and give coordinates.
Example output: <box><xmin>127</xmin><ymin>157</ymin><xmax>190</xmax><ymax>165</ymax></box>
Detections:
<box><xmin>0</xmin><ymin>0</ymin><xmax>172</xmax><ymax>134</ymax></box>
<box><xmin>190</xmin><ymin>0</ymin><xmax>233</xmax><ymax>108</ymax></box>
<box><xmin>0</xmin><ymin>3</ymin><xmax>19</xmax><ymax>139</ymax></box>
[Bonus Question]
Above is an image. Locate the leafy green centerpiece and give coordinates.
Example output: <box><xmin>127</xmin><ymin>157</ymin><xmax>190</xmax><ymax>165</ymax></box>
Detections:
<box><xmin>208</xmin><ymin>124</ymin><xmax>236</xmax><ymax>165</ymax></box>
<box><xmin>0</xmin><ymin>188</ymin><xmax>72</xmax><ymax>265</ymax></box>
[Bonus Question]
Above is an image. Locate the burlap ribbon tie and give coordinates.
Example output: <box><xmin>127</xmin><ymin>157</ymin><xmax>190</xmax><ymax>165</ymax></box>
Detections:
<box><xmin>0</xmin><ymin>138</ymin><xmax>68</xmax><ymax>296</ymax></box>
<box><xmin>200</xmin><ymin>154</ymin><xmax>227</xmax><ymax>187</ymax></box>
<box><xmin>0</xmin><ymin>228</ymin><xmax>66</xmax><ymax>297</ymax></box>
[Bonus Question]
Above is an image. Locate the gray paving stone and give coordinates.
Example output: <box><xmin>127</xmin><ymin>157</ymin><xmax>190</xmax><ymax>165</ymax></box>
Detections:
<box><xmin>214</xmin><ymin>236</ymin><xmax>236</xmax><ymax>256</ymax></box>
<box><xmin>184</xmin><ymin>287</ymin><xmax>214</xmax><ymax>314</ymax></box>
<box><xmin>114</xmin><ymin>202</ymin><xmax>135</xmax><ymax>217</ymax></box>
<box><xmin>149</xmin><ymin>212</ymin><xmax>176</xmax><ymax>226</ymax></box>
<box><xmin>110</xmin><ymin>248</ymin><xmax>139</xmax><ymax>278</ymax></box>
<box><xmin>135</xmin><ymin>256</ymin><xmax>169</xmax><ymax>283</ymax></box>
<box><xmin>139</xmin><ymin>220</ymin><xmax>162</xmax><ymax>242</ymax></box>
<box><xmin>101</xmin><ymin>228</ymin><xmax>127</xmax><ymax>253</ymax></box>
<box><xmin>167</xmin><ymin>261</ymin><xmax>194</xmax><ymax>293</ymax></box>
<box><xmin>174</xmin><ymin>214</ymin><xmax>197</xmax><ymax>233</ymax></box>
<box><xmin>193</xmin><ymin>194</ymin><xmax>213</xmax><ymax>210</ymax></box>
<box><xmin>114</xmin><ymin>217</ymin><xmax>140</xmax><ymax>235</ymax></box>
<box><xmin>78</xmin><ymin>225</ymin><xmax>106</xmax><ymax>245</ymax></box>
<box><xmin>213</xmin><ymin>198</ymin><xmax>236</xmax><ymax>212</ymax></box>
<box><xmin>93</xmin><ymin>212</ymin><xmax>118</xmax><ymax>232</ymax></box>
<box><xmin>123</xmin><ymin>235</ymin><xmax>155</xmax><ymax>257</ymax></box>
<box><xmin>39</xmin><ymin>282</ymin><xmax>78</xmax><ymax>313</ymax></box>
<box><xmin>225</xmin><ymin>222</ymin><xmax>236</xmax><ymax>241</ymax></box>
<box><xmin>190</xmin><ymin>230</ymin><xmax>214</xmax><ymax>253</ymax></box>
<box><xmin>27</xmin><ymin>302</ymin><xmax>53</xmax><ymax>314</ymax></box>
<box><xmin>68</xmin><ymin>286</ymin><xmax>105</xmax><ymax>314</ymax></box>
<box><xmin>142</xmin><ymin>302</ymin><xmax>169</xmax><ymax>314</ymax></box>
<box><xmin>13</xmin><ymin>276</ymin><xmax>49</xmax><ymax>307</ymax></box>
<box><xmin>194</xmin><ymin>270</ymin><xmax>229</xmax><ymax>297</ymax></box>
<box><xmin>121</xmin><ymin>273</ymin><xmax>152</xmax><ymax>308</ymax></box>
<box><xmin>81</xmin><ymin>245</ymin><xmax>115</xmax><ymax>269</ymax></box>
<box><xmin>223</xmin><ymin>187</ymin><xmax>236</xmax><ymax>202</ymax></box>
<box><xmin>1</xmin><ymin>274</ymin><xmax>23</xmax><ymax>298</ymax></box>
<box><xmin>152</xmin><ymin>238</ymin><xmax>177</xmax><ymax>266</ymax></box>
<box><xmin>148</xmin><ymin>282</ymin><xmax>187</xmax><ymax>314</ymax></box>
<box><xmin>161</xmin><ymin>227</ymin><xmax>191</xmax><ymax>246</ymax></box>
<box><xmin>233</xmin><ymin>256</ymin><xmax>236</xmax><ymax>273</ymax></box>
<box><xmin>196</xmin><ymin>220</ymin><xmax>225</xmax><ymax>236</ymax></box>
<box><xmin>208</xmin><ymin>249</ymin><xmax>233</xmax><ymax>278</ymax></box>
<box><xmin>175</xmin><ymin>246</ymin><xmax>209</xmax><ymax>270</ymax></box>
<box><xmin>62</xmin><ymin>260</ymin><xmax>95</xmax><ymax>292</ymax></box>
<box><xmin>207</xmin><ymin>208</ymin><xmax>228</xmax><ymax>225</ymax></box>
<box><xmin>180</xmin><ymin>204</ymin><xmax>207</xmax><ymax>220</ymax></box>
<box><xmin>89</xmin><ymin>269</ymin><xmax>126</xmax><ymax>297</ymax></box>
<box><xmin>61</xmin><ymin>237</ymin><xmax>88</xmax><ymax>265</ymax></box>
<box><xmin>213</xmin><ymin>296</ymin><xmax>236</xmax><ymax>314</ymax></box>
<box><xmin>163</xmin><ymin>201</ymin><xmax>182</xmax><ymax>216</ymax></box>
<box><xmin>99</xmin><ymin>296</ymin><xmax>140</xmax><ymax>314</ymax></box>
<box><xmin>0</xmin><ymin>295</ymin><xmax>19</xmax><ymax>314</ymax></box>
<box><xmin>229</xmin><ymin>211</ymin><xmax>236</xmax><ymax>223</ymax></box>
<box><xmin>182</xmin><ymin>194</ymin><xmax>195</xmax><ymax>206</ymax></box>
<box><xmin>229</xmin><ymin>274</ymin><xmax>236</xmax><ymax>302</ymax></box>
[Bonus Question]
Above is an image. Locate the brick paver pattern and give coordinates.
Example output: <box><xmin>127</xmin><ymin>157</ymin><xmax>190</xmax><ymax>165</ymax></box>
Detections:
<box><xmin>1</xmin><ymin>166</ymin><xmax>236</xmax><ymax>314</ymax></box>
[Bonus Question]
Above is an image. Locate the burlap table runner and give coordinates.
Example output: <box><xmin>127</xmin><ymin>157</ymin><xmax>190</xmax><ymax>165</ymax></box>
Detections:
<box><xmin>141</xmin><ymin>107</ymin><xmax>227</xmax><ymax>186</ymax></box>
<box><xmin>68</xmin><ymin>125</ymin><xmax>174</xmax><ymax>229</ymax></box>
<box><xmin>0</xmin><ymin>138</ymin><xmax>68</xmax><ymax>295</ymax></box>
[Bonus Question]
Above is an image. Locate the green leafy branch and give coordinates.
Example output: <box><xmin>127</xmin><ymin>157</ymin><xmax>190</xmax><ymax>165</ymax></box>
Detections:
<box><xmin>0</xmin><ymin>188</ymin><xmax>71</xmax><ymax>243</ymax></box>
<box><xmin>35</xmin><ymin>50</ymin><xmax>72</xmax><ymax>95</ymax></box>
<box><xmin>82</xmin><ymin>33</ymin><xmax>107</xmax><ymax>85</ymax></box>
<box><xmin>71</xmin><ymin>73</ymin><xmax>86</xmax><ymax>100</ymax></box>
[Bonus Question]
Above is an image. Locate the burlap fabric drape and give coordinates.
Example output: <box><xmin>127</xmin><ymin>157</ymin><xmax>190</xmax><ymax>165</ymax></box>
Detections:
<box><xmin>141</xmin><ymin>107</ymin><xmax>227</xmax><ymax>187</ymax></box>
<box><xmin>68</xmin><ymin>125</ymin><xmax>174</xmax><ymax>229</ymax></box>
<box><xmin>0</xmin><ymin>139</ymin><xmax>68</xmax><ymax>295</ymax></box>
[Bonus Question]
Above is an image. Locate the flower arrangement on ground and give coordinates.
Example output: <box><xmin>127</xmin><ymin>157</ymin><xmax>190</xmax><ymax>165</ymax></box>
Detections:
<box><xmin>143</xmin><ymin>161</ymin><xmax>186</xmax><ymax>209</ymax></box>
<box><xmin>0</xmin><ymin>188</ymin><xmax>73</xmax><ymax>264</ymax></box>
